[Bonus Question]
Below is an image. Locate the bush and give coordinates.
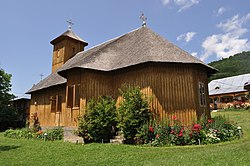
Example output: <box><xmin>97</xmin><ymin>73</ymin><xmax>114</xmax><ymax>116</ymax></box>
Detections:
<box><xmin>4</xmin><ymin>128</ymin><xmax>34</xmax><ymax>139</ymax></box>
<box><xmin>43</xmin><ymin>127</ymin><xmax>64</xmax><ymax>141</ymax></box>
<box><xmin>117</xmin><ymin>86</ymin><xmax>151</xmax><ymax>144</ymax></box>
<box><xmin>76</xmin><ymin>96</ymin><xmax>117</xmax><ymax>143</ymax></box>
<box><xmin>4</xmin><ymin>127</ymin><xmax>64</xmax><ymax>141</ymax></box>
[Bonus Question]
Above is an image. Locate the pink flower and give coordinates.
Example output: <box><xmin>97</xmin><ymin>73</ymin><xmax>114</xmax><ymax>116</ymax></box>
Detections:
<box><xmin>171</xmin><ymin>130</ymin><xmax>175</xmax><ymax>134</ymax></box>
<box><xmin>207</xmin><ymin>119</ymin><xmax>213</xmax><ymax>123</ymax></box>
<box><xmin>156</xmin><ymin>134</ymin><xmax>160</xmax><ymax>139</ymax></box>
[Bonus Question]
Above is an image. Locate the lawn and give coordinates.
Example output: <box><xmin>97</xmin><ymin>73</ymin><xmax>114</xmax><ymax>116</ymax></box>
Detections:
<box><xmin>1</xmin><ymin>110</ymin><xmax>250</xmax><ymax>166</ymax></box>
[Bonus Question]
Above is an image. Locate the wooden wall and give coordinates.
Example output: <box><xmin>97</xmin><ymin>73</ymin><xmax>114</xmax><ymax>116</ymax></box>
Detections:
<box><xmin>30</xmin><ymin>84</ymin><xmax>66</xmax><ymax>127</ymax></box>
<box><xmin>113</xmin><ymin>63</ymin><xmax>203</xmax><ymax>125</ymax></box>
<box><xmin>52</xmin><ymin>39</ymin><xmax>85</xmax><ymax>73</ymax></box>
<box><xmin>78</xmin><ymin>63</ymin><xmax>210</xmax><ymax>125</ymax></box>
<box><xmin>192</xmin><ymin>65</ymin><xmax>211</xmax><ymax>119</ymax></box>
<box><xmin>30</xmin><ymin>62</ymin><xmax>210</xmax><ymax>127</ymax></box>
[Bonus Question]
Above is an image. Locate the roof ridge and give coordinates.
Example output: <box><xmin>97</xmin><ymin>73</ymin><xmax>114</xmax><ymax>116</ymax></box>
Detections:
<box><xmin>84</xmin><ymin>27</ymin><xmax>143</xmax><ymax>52</ymax></box>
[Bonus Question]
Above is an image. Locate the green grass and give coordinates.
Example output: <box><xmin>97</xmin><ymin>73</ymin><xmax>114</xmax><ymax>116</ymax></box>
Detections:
<box><xmin>1</xmin><ymin>110</ymin><xmax>250</xmax><ymax>166</ymax></box>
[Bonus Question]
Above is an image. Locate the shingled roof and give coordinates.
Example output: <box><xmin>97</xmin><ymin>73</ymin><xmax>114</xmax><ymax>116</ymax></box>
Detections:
<box><xmin>58</xmin><ymin>27</ymin><xmax>216</xmax><ymax>75</ymax></box>
<box><xmin>26</xmin><ymin>72</ymin><xmax>66</xmax><ymax>94</ymax></box>
<box><xmin>50</xmin><ymin>29</ymin><xmax>88</xmax><ymax>46</ymax></box>
<box><xmin>27</xmin><ymin>26</ymin><xmax>217</xmax><ymax>93</ymax></box>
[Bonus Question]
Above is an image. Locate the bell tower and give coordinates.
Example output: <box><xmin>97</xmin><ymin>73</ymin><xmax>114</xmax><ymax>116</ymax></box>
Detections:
<box><xmin>50</xmin><ymin>24</ymin><xmax>88</xmax><ymax>73</ymax></box>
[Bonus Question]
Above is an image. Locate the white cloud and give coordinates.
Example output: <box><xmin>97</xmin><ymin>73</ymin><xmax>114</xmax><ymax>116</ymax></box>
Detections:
<box><xmin>191</xmin><ymin>52</ymin><xmax>198</xmax><ymax>57</ymax></box>
<box><xmin>200</xmin><ymin>13</ymin><xmax>250</xmax><ymax>61</ymax></box>
<box><xmin>177</xmin><ymin>32</ymin><xmax>197</xmax><ymax>42</ymax></box>
<box><xmin>217</xmin><ymin>7</ymin><xmax>227</xmax><ymax>16</ymax></box>
<box><xmin>161</xmin><ymin>0</ymin><xmax>200</xmax><ymax>12</ymax></box>
<box><xmin>161</xmin><ymin>0</ymin><xmax>171</xmax><ymax>6</ymax></box>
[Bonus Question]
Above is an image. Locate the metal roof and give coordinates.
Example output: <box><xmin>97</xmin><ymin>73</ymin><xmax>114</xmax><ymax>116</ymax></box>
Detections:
<box><xmin>209</xmin><ymin>73</ymin><xmax>250</xmax><ymax>96</ymax></box>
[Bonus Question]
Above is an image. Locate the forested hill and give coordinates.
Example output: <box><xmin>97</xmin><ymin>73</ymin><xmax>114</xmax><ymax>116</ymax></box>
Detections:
<box><xmin>208</xmin><ymin>51</ymin><xmax>250</xmax><ymax>81</ymax></box>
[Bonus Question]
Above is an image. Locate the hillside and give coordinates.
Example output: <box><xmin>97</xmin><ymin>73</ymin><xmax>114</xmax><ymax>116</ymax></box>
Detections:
<box><xmin>208</xmin><ymin>51</ymin><xmax>250</xmax><ymax>81</ymax></box>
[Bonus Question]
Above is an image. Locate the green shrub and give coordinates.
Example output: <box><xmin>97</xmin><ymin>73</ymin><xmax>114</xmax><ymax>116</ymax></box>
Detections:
<box><xmin>117</xmin><ymin>86</ymin><xmax>151</xmax><ymax>144</ymax></box>
<box><xmin>206</xmin><ymin>115</ymin><xmax>240</xmax><ymax>141</ymax></box>
<box><xmin>44</xmin><ymin>127</ymin><xmax>64</xmax><ymax>141</ymax></box>
<box><xmin>4</xmin><ymin>128</ymin><xmax>34</xmax><ymax>139</ymax></box>
<box><xmin>77</xmin><ymin>96</ymin><xmax>117</xmax><ymax>143</ymax></box>
<box><xmin>4</xmin><ymin>127</ymin><xmax>64</xmax><ymax>141</ymax></box>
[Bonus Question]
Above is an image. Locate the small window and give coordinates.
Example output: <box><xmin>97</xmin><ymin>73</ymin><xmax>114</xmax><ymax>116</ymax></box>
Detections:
<box><xmin>57</xmin><ymin>95</ymin><xmax>62</xmax><ymax>112</ymax></box>
<box><xmin>67</xmin><ymin>84</ymin><xmax>80</xmax><ymax>108</ymax></box>
<box><xmin>75</xmin><ymin>84</ymin><xmax>80</xmax><ymax>107</ymax></box>
<box><xmin>51</xmin><ymin>96</ymin><xmax>56</xmax><ymax>112</ymax></box>
<box><xmin>50</xmin><ymin>95</ymin><xmax>62</xmax><ymax>112</ymax></box>
<box><xmin>67</xmin><ymin>86</ymin><xmax>74</xmax><ymax>108</ymax></box>
<box><xmin>199</xmin><ymin>82</ymin><xmax>206</xmax><ymax>107</ymax></box>
<box><xmin>215</xmin><ymin>86</ymin><xmax>220</xmax><ymax>90</ymax></box>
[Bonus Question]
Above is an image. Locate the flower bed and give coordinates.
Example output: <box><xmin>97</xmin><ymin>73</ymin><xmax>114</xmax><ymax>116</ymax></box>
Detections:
<box><xmin>136</xmin><ymin>115</ymin><xmax>242</xmax><ymax>146</ymax></box>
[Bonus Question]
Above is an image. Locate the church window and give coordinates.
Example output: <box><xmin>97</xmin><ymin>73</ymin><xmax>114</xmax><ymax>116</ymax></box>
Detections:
<box><xmin>50</xmin><ymin>95</ymin><xmax>62</xmax><ymax>112</ymax></box>
<box><xmin>199</xmin><ymin>82</ymin><xmax>206</xmax><ymax>107</ymax></box>
<box><xmin>67</xmin><ymin>84</ymin><xmax>80</xmax><ymax>108</ymax></box>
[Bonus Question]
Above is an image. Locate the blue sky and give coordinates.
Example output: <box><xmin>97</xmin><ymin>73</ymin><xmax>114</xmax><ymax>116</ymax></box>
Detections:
<box><xmin>0</xmin><ymin>0</ymin><xmax>250</xmax><ymax>97</ymax></box>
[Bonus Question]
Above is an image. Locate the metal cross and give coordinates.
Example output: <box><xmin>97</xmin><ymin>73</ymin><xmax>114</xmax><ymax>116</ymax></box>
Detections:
<box><xmin>40</xmin><ymin>73</ymin><xmax>44</xmax><ymax>80</ymax></box>
<box><xmin>140</xmin><ymin>12</ymin><xmax>147</xmax><ymax>27</ymax></box>
<box><xmin>67</xmin><ymin>19</ymin><xmax>74</xmax><ymax>30</ymax></box>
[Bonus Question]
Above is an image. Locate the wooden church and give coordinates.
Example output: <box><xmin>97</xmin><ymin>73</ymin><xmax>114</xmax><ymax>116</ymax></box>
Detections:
<box><xmin>27</xmin><ymin>24</ymin><xmax>216</xmax><ymax>129</ymax></box>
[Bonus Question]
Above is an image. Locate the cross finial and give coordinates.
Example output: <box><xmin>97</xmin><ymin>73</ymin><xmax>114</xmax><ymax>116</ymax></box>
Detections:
<box><xmin>140</xmin><ymin>12</ymin><xmax>147</xmax><ymax>27</ymax></box>
<box><xmin>66</xmin><ymin>19</ymin><xmax>74</xmax><ymax>30</ymax></box>
<box><xmin>39</xmin><ymin>73</ymin><xmax>44</xmax><ymax>80</ymax></box>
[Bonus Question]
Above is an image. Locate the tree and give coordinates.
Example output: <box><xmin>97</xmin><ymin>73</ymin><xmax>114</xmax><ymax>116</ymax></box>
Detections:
<box><xmin>208</xmin><ymin>51</ymin><xmax>250</xmax><ymax>81</ymax></box>
<box><xmin>0</xmin><ymin>66</ymin><xmax>17</xmax><ymax>131</ymax></box>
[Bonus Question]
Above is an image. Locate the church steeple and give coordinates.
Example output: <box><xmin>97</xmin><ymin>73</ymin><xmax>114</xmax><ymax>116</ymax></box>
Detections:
<box><xmin>50</xmin><ymin>27</ymin><xmax>88</xmax><ymax>73</ymax></box>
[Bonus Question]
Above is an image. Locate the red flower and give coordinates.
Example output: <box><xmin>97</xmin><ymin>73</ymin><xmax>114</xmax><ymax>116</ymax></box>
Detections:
<box><xmin>172</xmin><ymin>116</ymin><xmax>177</xmax><ymax>120</ymax></box>
<box><xmin>178</xmin><ymin>132</ymin><xmax>183</xmax><ymax>137</ymax></box>
<box><xmin>149</xmin><ymin>126</ymin><xmax>154</xmax><ymax>133</ymax></box>
<box><xmin>192</xmin><ymin>124</ymin><xmax>202</xmax><ymax>132</ymax></box>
